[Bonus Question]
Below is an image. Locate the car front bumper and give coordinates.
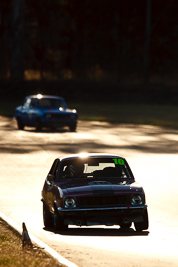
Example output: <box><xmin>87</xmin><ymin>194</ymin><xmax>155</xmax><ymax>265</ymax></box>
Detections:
<box><xmin>57</xmin><ymin>205</ymin><xmax>148</xmax><ymax>226</ymax></box>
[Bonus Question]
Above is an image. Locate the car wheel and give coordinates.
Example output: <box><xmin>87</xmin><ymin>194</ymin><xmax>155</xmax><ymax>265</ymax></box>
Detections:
<box><xmin>54</xmin><ymin>209</ymin><xmax>68</xmax><ymax>231</ymax></box>
<box><xmin>35</xmin><ymin>118</ymin><xmax>42</xmax><ymax>131</ymax></box>
<box><xmin>134</xmin><ymin>208</ymin><xmax>149</xmax><ymax>231</ymax></box>
<box><xmin>120</xmin><ymin>223</ymin><xmax>132</xmax><ymax>229</ymax></box>
<box><xmin>17</xmin><ymin>117</ymin><xmax>24</xmax><ymax>130</ymax></box>
<box><xmin>43</xmin><ymin>202</ymin><xmax>53</xmax><ymax>228</ymax></box>
<box><xmin>69</xmin><ymin>124</ymin><xmax>77</xmax><ymax>132</ymax></box>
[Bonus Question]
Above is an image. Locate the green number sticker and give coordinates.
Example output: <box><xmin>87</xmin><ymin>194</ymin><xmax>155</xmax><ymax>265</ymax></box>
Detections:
<box><xmin>118</xmin><ymin>159</ymin><xmax>125</xmax><ymax>165</ymax></box>
<box><xmin>113</xmin><ymin>158</ymin><xmax>125</xmax><ymax>165</ymax></box>
<box><xmin>113</xmin><ymin>158</ymin><xmax>118</xmax><ymax>164</ymax></box>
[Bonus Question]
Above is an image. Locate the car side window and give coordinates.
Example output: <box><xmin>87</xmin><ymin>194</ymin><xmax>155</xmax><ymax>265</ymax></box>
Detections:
<box><xmin>23</xmin><ymin>98</ymin><xmax>31</xmax><ymax>109</ymax></box>
<box><xmin>30</xmin><ymin>98</ymin><xmax>35</xmax><ymax>108</ymax></box>
<box><xmin>48</xmin><ymin>159</ymin><xmax>60</xmax><ymax>182</ymax></box>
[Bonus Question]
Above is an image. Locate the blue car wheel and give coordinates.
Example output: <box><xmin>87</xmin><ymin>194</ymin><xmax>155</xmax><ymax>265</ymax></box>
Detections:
<box><xmin>17</xmin><ymin>117</ymin><xmax>24</xmax><ymax>130</ymax></box>
<box><xmin>35</xmin><ymin>118</ymin><xmax>42</xmax><ymax>132</ymax></box>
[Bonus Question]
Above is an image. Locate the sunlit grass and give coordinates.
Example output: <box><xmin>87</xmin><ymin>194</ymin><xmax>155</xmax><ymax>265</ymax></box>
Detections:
<box><xmin>24</xmin><ymin>70</ymin><xmax>61</xmax><ymax>80</ymax></box>
<box><xmin>0</xmin><ymin>219</ymin><xmax>63</xmax><ymax>267</ymax></box>
<box><xmin>24</xmin><ymin>70</ymin><xmax>41</xmax><ymax>80</ymax></box>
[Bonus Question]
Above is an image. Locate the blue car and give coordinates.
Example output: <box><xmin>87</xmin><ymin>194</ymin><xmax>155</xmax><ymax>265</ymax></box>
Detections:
<box><xmin>14</xmin><ymin>94</ymin><xmax>78</xmax><ymax>131</ymax></box>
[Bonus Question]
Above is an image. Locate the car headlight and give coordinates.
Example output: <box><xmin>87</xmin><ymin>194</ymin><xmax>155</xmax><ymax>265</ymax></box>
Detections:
<box><xmin>64</xmin><ymin>197</ymin><xmax>76</xmax><ymax>208</ymax></box>
<box><xmin>131</xmin><ymin>194</ymin><xmax>143</xmax><ymax>205</ymax></box>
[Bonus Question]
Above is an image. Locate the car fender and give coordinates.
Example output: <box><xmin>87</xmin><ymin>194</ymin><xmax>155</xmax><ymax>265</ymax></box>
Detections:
<box><xmin>53</xmin><ymin>186</ymin><xmax>64</xmax><ymax>210</ymax></box>
<box><xmin>54</xmin><ymin>200</ymin><xmax>60</xmax><ymax>212</ymax></box>
<box><xmin>41</xmin><ymin>197</ymin><xmax>45</xmax><ymax>204</ymax></box>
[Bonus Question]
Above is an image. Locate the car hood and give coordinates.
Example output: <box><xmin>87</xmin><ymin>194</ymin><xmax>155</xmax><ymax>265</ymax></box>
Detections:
<box><xmin>58</xmin><ymin>179</ymin><xmax>143</xmax><ymax>196</ymax></box>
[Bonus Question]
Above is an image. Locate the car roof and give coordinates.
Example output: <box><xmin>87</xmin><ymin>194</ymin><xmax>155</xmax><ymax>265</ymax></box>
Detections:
<box><xmin>59</xmin><ymin>153</ymin><xmax>125</xmax><ymax>161</ymax></box>
<box><xmin>28</xmin><ymin>95</ymin><xmax>64</xmax><ymax>100</ymax></box>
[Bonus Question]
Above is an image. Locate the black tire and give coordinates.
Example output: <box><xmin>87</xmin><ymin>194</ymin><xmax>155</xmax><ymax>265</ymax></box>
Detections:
<box><xmin>134</xmin><ymin>208</ymin><xmax>149</xmax><ymax>231</ymax></box>
<box><xmin>43</xmin><ymin>202</ymin><xmax>53</xmax><ymax>228</ymax></box>
<box><xmin>35</xmin><ymin>118</ymin><xmax>42</xmax><ymax>131</ymax></box>
<box><xmin>54</xmin><ymin>209</ymin><xmax>68</xmax><ymax>231</ymax></box>
<box><xmin>120</xmin><ymin>223</ymin><xmax>132</xmax><ymax>229</ymax></box>
<box><xmin>17</xmin><ymin>117</ymin><xmax>24</xmax><ymax>130</ymax></box>
<box><xmin>69</xmin><ymin>124</ymin><xmax>77</xmax><ymax>132</ymax></box>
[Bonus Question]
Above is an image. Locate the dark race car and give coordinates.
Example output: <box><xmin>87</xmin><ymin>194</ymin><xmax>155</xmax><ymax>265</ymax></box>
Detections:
<box><xmin>41</xmin><ymin>153</ymin><xmax>149</xmax><ymax>231</ymax></box>
<box><xmin>14</xmin><ymin>94</ymin><xmax>78</xmax><ymax>131</ymax></box>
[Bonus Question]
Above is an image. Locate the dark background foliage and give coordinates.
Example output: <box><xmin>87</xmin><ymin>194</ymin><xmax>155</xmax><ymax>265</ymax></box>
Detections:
<box><xmin>0</xmin><ymin>0</ymin><xmax>178</xmax><ymax>103</ymax></box>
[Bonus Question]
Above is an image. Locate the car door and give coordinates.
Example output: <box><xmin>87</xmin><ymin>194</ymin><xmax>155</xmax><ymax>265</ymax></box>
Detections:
<box><xmin>21</xmin><ymin>97</ymin><xmax>33</xmax><ymax>125</ymax></box>
<box><xmin>46</xmin><ymin>159</ymin><xmax>60</xmax><ymax>213</ymax></box>
<box><xmin>28</xmin><ymin>98</ymin><xmax>37</xmax><ymax>125</ymax></box>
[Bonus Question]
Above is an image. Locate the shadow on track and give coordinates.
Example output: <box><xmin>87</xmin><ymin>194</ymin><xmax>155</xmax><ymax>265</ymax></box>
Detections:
<box><xmin>2</xmin><ymin>116</ymin><xmax>178</xmax><ymax>155</ymax></box>
<box><xmin>43</xmin><ymin>226</ymin><xmax>149</xmax><ymax>237</ymax></box>
<box><xmin>26</xmin><ymin>128</ymin><xmax>69</xmax><ymax>133</ymax></box>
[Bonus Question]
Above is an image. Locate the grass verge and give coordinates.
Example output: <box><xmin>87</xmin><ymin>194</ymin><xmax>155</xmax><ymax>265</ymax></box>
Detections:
<box><xmin>1</xmin><ymin>100</ymin><xmax>178</xmax><ymax>129</ymax></box>
<box><xmin>72</xmin><ymin>102</ymin><xmax>178</xmax><ymax>129</ymax></box>
<box><xmin>0</xmin><ymin>218</ymin><xmax>65</xmax><ymax>267</ymax></box>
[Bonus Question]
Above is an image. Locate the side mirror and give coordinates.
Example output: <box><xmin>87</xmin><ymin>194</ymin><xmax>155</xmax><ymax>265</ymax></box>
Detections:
<box><xmin>47</xmin><ymin>174</ymin><xmax>55</xmax><ymax>182</ymax></box>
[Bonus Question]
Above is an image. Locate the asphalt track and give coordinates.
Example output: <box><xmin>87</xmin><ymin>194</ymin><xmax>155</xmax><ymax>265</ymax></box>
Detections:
<box><xmin>0</xmin><ymin>116</ymin><xmax>178</xmax><ymax>266</ymax></box>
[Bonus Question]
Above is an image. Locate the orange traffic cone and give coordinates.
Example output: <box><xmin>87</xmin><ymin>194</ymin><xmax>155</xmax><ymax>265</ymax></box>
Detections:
<box><xmin>22</xmin><ymin>222</ymin><xmax>33</xmax><ymax>248</ymax></box>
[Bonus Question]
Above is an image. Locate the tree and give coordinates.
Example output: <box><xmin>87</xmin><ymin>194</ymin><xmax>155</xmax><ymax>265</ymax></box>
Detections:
<box><xmin>10</xmin><ymin>0</ymin><xmax>25</xmax><ymax>80</ymax></box>
<box><xmin>0</xmin><ymin>1</ymin><xmax>11</xmax><ymax>79</ymax></box>
<box><xmin>144</xmin><ymin>0</ymin><xmax>151</xmax><ymax>84</ymax></box>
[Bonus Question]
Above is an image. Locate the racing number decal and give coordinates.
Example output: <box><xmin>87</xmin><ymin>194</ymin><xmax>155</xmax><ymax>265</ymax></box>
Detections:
<box><xmin>113</xmin><ymin>158</ymin><xmax>125</xmax><ymax>165</ymax></box>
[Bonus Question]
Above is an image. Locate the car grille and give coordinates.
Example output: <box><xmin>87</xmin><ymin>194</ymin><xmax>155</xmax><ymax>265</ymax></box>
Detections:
<box><xmin>78</xmin><ymin>195</ymin><xmax>130</xmax><ymax>208</ymax></box>
<box><xmin>51</xmin><ymin>114</ymin><xmax>71</xmax><ymax>120</ymax></box>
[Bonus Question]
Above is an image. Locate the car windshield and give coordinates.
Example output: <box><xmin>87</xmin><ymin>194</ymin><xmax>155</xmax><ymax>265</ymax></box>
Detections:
<box><xmin>37</xmin><ymin>98</ymin><xmax>67</xmax><ymax>109</ymax></box>
<box><xmin>60</xmin><ymin>157</ymin><xmax>133</xmax><ymax>180</ymax></box>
